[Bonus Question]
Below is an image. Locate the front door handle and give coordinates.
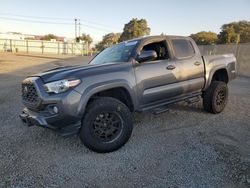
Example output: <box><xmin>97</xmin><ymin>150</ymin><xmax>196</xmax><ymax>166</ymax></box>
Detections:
<box><xmin>194</xmin><ymin>61</ymin><xmax>201</xmax><ymax>66</ymax></box>
<box><xmin>166</xmin><ymin>65</ymin><xmax>176</xmax><ymax>70</ymax></box>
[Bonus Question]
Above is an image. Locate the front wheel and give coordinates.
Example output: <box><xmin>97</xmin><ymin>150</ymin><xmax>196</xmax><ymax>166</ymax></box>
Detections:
<box><xmin>80</xmin><ymin>97</ymin><xmax>133</xmax><ymax>153</ymax></box>
<box><xmin>203</xmin><ymin>81</ymin><xmax>228</xmax><ymax>114</ymax></box>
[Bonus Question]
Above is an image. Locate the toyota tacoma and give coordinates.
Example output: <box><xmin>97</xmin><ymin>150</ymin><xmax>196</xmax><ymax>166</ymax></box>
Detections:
<box><xmin>20</xmin><ymin>35</ymin><xmax>236</xmax><ymax>152</ymax></box>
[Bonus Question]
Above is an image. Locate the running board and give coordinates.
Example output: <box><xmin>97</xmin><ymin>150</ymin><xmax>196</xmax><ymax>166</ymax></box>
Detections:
<box><xmin>184</xmin><ymin>96</ymin><xmax>200</xmax><ymax>104</ymax></box>
<box><xmin>152</xmin><ymin>106</ymin><xmax>169</xmax><ymax>115</ymax></box>
<box><xmin>140</xmin><ymin>92</ymin><xmax>202</xmax><ymax>112</ymax></box>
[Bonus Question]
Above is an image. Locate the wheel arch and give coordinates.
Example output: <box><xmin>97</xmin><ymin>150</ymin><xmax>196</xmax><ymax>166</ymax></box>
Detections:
<box><xmin>211</xmin><ymin>69</ymin><xmax>229</xmax><ymax>83</ymax></box>
<box><xmin>77</xmin><ymin>81</ymin><xmax>137</xmax><ymax>117</ymax></box>
<box><xmin>204</xmin><ymin>67</ymin><xmax>229</xmax><ymax>90</ymax></box>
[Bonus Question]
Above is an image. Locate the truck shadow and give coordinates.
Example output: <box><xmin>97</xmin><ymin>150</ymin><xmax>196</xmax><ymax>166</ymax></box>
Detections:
<box><xmin>171</xmin><ymin>102</ymin><xmax>205</xmax><ymax>114</ymax></box>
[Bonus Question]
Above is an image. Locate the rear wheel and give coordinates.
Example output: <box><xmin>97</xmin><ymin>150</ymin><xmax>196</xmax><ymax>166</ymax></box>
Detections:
<box><xmin>80</xmin><ymin>97</ymin><xmax>133</xmax><ymax>153</ymax></box>
<box><xmin>203</xmin><ymin>81</ymin><xmax>228</xmax><ymax>113</ymax></box>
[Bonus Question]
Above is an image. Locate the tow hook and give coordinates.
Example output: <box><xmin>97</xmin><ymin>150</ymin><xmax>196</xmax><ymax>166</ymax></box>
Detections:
<box><xmin>19</xmin><ymin>112</ymin><xmax>33</xmax><ymax>127</ymax></box>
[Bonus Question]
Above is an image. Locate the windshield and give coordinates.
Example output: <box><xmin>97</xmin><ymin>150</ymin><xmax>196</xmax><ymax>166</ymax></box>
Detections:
<box><xmin>90</xmin><ymin>41</ymin><xmax>138</xmax><ymax>65</ymax></box>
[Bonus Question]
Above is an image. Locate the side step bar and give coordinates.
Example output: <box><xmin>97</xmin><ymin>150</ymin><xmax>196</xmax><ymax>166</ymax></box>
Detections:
<box><xmin>140</xmin><ymin>92</ymin><xmax>202</xmax><ymax>112</ymax></box>
<box><xmin>146</xmin><ymin>94</ymin><xmax>202</xmax><ymax>115</ymax></box>
<box><xmin>152</xmin><ymin>97</ymin><xmax>200</xmax><ymax>115</ymax></box>
<box><xmin>184</xmin><ymin>96</ymin><xmax>200</xmax><ymax>104</ymax></box>
<box><xmin>152</xmin><ymin>106</ymin><xmax>169</xmax><ymax>115</ymax></box>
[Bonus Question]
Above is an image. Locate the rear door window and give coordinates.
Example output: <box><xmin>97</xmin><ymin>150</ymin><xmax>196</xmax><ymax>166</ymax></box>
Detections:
<box><xmin>172</xmin><ymin>39</ymin><xmax>195</xmax><ymax>59</ymax></box>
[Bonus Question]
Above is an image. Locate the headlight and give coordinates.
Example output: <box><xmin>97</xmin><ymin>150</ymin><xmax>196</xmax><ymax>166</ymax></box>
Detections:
<box><xmin>44</xmin><ymin>79</ymin><xmax>81</xmax><ymax>94</ymax></box>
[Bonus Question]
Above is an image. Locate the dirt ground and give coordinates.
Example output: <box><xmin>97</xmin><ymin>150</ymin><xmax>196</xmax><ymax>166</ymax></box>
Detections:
<box><xmin>0</xmin><ymin>53</ymin><xmax>249</xmax><ymax>187</ymax></box>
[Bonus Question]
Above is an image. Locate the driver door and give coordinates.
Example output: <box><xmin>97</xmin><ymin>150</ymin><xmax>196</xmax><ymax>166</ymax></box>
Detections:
<box><xmin>134</xmin><ymin>40</ymin><xmax>181</xmax><ymax>108</ymax></box>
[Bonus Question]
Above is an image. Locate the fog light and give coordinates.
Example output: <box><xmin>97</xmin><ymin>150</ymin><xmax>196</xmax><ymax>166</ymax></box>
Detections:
<box><xmin>53</xmin><ymin>106</ymin><xmax>59</xmax><ymax>114</ymax></box>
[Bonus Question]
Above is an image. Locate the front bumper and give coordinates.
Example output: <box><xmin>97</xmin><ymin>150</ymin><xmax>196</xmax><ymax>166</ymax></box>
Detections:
<box><xmin>19</xmin><ymin>108</ymin><xmax>81</xmax><ymax>136</ymax></box>
<box><xmin>20</xmin><ymin>108</ymin><xmax>57</xmax><ymax>129</ymax></box>
<box><xmin>20</xmin><ymin>77</ymin><xmax>84</xmax><ymax>136</ymax></box>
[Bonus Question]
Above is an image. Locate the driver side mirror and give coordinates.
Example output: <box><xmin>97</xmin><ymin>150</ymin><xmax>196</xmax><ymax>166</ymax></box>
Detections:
<box><xmin>137</xmin><ymin>50</ymin><xmax>157</xmax><ymax>63</ymax></box>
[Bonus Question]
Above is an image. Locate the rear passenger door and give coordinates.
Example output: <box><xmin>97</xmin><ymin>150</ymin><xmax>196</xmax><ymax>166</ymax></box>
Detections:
<box><xmin>170</xmin><ymin>38</ymin><xmax>205</xmax><ymax>94</ymax></box>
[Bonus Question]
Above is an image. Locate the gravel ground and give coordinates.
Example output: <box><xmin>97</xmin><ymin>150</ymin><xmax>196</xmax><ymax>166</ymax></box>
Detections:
<box><xmin>0</xmin><ymin>53</ymin><xmax>250</xmax><ymax>188</ymax></box>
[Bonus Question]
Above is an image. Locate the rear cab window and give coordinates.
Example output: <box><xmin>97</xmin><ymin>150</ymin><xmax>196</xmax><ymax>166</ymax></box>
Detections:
<box><xmin>172</xmin><ymin>39</ymin><xmax>195</xmax><ymax>59</ymax></box>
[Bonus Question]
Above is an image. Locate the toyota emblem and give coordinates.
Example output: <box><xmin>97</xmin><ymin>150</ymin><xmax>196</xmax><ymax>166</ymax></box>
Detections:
<box><xmin>23</xmin><ymin>86</ymin><xmax>28</xmax><ymax>94</ymax></box>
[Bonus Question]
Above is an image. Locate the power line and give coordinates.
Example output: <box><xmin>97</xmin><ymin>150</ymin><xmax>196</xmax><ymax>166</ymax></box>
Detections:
<box><xmin>0</xmin><ymin>13</ymin><xmax>72</xmax><ymax>21</ymax></box>
<box><xmin>0</xmin><ymin>16</ymin><xmax>73</xmax><ymax>25</ymax></box>
<box><xmin>0</xmin><ymin>13</ymin><xmax>120</xmax><ymax>31</ymax></box>
<box><xmin>0</xmin><ymin>16</ymin><xmax>115</xmax><ymax>32</ymax></box>
<box><xmin>78</xmin><ymin>18</ymin><xmax>120</xmax><ymax>31</ymax></box>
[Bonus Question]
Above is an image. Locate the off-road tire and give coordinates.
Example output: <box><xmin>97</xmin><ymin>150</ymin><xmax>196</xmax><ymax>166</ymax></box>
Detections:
<box><xmin>80</xmin><ymin>97</ymin><xmax>133</xmax><ymax>153</ymax></box>
<box><xmin>203</xmin><ymin>81</ymin><xmax>228</xmax><ymax>114</ymax></box>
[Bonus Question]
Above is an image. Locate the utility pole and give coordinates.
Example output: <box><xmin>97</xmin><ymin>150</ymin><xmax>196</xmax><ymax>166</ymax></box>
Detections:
<box><xmin>236</xmin><ymin>34</ymin><xmax>240</xmax><ymax>68</ymax></box>
<box><xmin>78</xmin><ymin>19</ymin><xmax>81</xmax><ymax>38</ymax></box>
<box><xmin>74</xmin><ymin>18</ymin><xmax>77</xmax><ymax>41</ymax></box>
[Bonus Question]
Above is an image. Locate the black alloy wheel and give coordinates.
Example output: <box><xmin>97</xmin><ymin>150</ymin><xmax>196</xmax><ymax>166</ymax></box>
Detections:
<box><xmin>91</xmin><ymin>112</ymin><xmax>123</xmax><ymax>142</ymax></box>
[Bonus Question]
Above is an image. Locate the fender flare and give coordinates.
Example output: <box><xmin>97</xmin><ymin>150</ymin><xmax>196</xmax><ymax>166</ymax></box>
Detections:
<box><xmin>76</xmin><ymin>80</ymin><xmax>137</xmax><ymax>117</ymax></box>
<box><xmin>204</xmin><ymin>65</ymin><xmax>229</xmax><ymax>90</ymax></box>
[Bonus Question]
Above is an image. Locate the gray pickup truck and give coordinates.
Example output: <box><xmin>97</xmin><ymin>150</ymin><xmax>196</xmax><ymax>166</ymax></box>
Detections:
<box><xmin>20</xmin><ymin>35</ymin><xmax>236</xmax><ymax>152</ymax></box>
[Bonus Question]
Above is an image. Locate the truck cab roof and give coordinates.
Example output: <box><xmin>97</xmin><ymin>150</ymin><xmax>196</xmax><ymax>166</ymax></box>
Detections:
<box><xmin>125</xmin><ymin>35</ymin><xmax>191</xmax><ymax>43</ymax></box>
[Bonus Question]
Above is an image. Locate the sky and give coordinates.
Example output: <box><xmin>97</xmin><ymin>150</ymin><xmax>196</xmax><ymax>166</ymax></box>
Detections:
<box><xmin>0</xmin><ymin>0</ymin><xmax>250</xmax><ymax>42</ymax></box>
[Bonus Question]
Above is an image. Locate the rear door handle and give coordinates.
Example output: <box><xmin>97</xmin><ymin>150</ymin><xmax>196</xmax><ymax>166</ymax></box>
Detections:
<box><xmin>194</xmin><ymin>61</ymin><xmax>201</xmax><ymax>66</ymax></box>
<box><xmin>166</xmin><ymin>65</ymin><xmax>176</xmax><ymax>70</ymax></box>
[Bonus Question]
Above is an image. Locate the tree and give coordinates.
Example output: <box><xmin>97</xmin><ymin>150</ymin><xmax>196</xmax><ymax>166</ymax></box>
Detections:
<box><xmin>42</xmin><ymin>34</ymin><xmax>57</xmax><ymax>41</ymax></box>
<box><xmin>119</xmin><ymin>18</ymin><xmax>150</xmax><ymax>42</ymax></box>
<box><xmin>218</xmin><ymin>26</ymin><xmax>238</xmax><ymax>44</ymax></box>
<box><xmin>190</xmin><ymin>31</ymin><xmax>218</xmax><ymax>45</ymax></box>
<box><xmin>218</xmin><ymin>21</ymin><xmax>250</xmax><ymax>43</ymax></box>
<box><xmin>79</xmin><ymin>33</ymin><xmax>93</xmax><ymax>48</ymax></box>
<box><xmin>240</xmin><ymin>27</ymin><xmax>250</xmax><ymax>43</ymax></box>
<box><xmin>95</xmin><ymin>33</ymin><xmax>121</xmax><ymax>51</ymax></box>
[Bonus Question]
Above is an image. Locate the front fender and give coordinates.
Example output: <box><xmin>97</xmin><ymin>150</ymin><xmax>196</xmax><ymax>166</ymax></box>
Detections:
<box><xmin>76</xmin><ymin>79</ymin><xmax>137</xmax><ymax>117</ymax></box>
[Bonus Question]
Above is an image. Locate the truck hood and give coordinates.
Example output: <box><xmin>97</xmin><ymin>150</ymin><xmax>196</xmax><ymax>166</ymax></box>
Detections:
<box><xmin>32</xmin><ymin>63</ymin><xmax>121</xmax><ymax>83</ymax></box>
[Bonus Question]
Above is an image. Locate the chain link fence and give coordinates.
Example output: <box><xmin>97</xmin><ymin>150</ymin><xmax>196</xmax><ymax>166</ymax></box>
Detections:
<box><xmin>0</xmin><ymin>39</ymin><xmax>249</xmax><ymax>76</ymax></box>
<box><xmin>0</xmin><ymin>39</ymin><xmax>89</xmax><ymax>55</ymax></box>
<box><xmin>198</xmin><ymin>43</ymin><xmax>250</xmax><ymax>77</ymax></box>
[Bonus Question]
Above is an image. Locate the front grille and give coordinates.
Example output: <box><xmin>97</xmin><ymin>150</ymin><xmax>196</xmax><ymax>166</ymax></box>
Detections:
<box><xmin>22</xmin><ymin>82</ymin><xmax>39</xmax><ymax>104</ymax></box>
